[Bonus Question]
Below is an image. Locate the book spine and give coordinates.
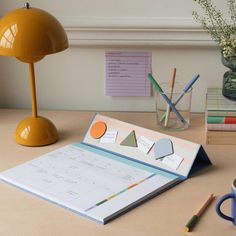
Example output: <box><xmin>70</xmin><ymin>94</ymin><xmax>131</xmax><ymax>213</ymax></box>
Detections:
<box><xmin>208</xmin><ymin>111</ymin><xmax>236</xmax><ymax>116</ymax></box>
<box><xmin>207</xmin><ymin>116</ymin><xmax>236</xmax><ymax>124</ymax></box>
<box><xmin>207</xmin><ymin>123</ymin><xmax>236</xmax><ymax>131</ymax></box>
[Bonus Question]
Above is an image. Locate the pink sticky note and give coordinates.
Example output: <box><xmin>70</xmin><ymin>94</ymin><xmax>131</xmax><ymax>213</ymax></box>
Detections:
<box><xmin>105</xmin><ymin>51</ymin><xmax>152</xmax><ymax>96</ymax></box>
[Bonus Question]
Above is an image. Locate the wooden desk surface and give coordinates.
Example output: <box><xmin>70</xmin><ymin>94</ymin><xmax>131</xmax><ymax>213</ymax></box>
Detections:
<box><xmin>0</xmin><ymin>109</ymin><xmax>235</xmax><ymax>236</ymax></box>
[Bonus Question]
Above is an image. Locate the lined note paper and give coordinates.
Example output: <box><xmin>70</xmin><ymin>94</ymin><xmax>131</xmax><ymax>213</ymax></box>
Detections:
<box><xmin>162</xmin><ymin>154</ymin><xmax>183</xmax><ymax>170</ymax></box>
<box><xmin>100</xmin><ymin>131</ymin><xmax>118</xmax><ymax>144</ymax></box>
<box><xmin>137</xmin><ymin>136</ymin><xmax>154</xmax><ymax>154</ymax></box>
<box><xmin>105</xmin><ymin>51</ymin><xmax>152</xmax><ymax>96</ymax></box>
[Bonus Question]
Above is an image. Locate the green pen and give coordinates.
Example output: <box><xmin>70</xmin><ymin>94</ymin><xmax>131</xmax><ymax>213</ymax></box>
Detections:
<box><xmin>147</xmin><ymin>74</ymin><xmax>186</xmax><ymax>125</ymax></box>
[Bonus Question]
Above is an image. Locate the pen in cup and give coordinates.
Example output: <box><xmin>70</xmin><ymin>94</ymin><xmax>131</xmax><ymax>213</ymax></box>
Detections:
<box><xmin>147</xmin><ymin>73</ymin><xmax>187</xmax><ymax>125</ymax></box>
<box><xmin>160</xmin><ymin>74</ymin><xmax>200</xmax><ymax>122</ymax></box>
<box><xmin>164</xmin><ymin>68</ymin><xmax>177</xmax><ymax>127</ymax></box>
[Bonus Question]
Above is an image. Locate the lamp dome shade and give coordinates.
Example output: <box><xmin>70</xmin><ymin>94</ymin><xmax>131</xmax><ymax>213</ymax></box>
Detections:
<box><xmin>0</xmin><ymin>6</ymin><xmax>68</xmax><ymax>62</ymax></box>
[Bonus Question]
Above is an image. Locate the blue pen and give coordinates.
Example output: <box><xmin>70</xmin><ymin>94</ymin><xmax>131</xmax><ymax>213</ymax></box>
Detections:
<box><xmin>147</xmin><ymin>74</ymin><xmax>187</xmax><ymax>125</ymax></box>
<box><xmin>160</xmin><ymin>74</ymin><xmax>200</xmax><ymax>122</ymax></box>
<box><xmin>174</xmin><ymin>74</ymin><xmax>200</xmax><ymax>105</ymax></box>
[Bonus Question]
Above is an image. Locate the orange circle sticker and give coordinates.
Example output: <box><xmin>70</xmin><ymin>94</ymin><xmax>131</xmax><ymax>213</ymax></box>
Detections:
<box><xmin>90</xmin><ymin>121</ymin><xmax>107</xmax><ymax>139</ymax></box>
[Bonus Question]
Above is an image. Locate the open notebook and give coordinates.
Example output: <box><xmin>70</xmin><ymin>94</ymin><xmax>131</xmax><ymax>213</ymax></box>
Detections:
<box><xmin>0</xmin><ymin>114</ymin><xmax>211</xmax><ymax>224</ymax></box>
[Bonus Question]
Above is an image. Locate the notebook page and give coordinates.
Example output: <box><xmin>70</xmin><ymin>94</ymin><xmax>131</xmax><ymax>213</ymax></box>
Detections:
<box><xmin>0</xmin><ymin>143</ymin><xmax>178</xmax><ymax>223</ymax></box>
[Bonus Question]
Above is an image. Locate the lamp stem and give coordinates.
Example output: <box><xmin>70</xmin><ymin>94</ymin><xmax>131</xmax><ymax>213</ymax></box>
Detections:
<box><xmin>29</xmin><ymin>63</ymin><xmax>38</xmax><ymax>118</ymax></box>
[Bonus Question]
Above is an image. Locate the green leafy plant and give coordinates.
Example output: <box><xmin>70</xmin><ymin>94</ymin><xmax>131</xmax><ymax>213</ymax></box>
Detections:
<box><xmin>193</xmin><ymin>0</ymin><xmax>236</xmax><ymax>58</ymax></box>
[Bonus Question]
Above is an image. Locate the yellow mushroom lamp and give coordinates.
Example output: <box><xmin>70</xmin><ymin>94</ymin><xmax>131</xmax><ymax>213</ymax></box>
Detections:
<box><xmin>0</xmin><ymin>3</ymin><xmax>68</xmax><ymax>146</ymax></box>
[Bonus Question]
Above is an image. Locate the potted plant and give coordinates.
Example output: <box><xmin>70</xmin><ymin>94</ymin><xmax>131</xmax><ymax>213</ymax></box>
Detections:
<box><xmin>193</xmin><ymin>0</ymin><xmax>236</xmax><ymax>100</ymax></box>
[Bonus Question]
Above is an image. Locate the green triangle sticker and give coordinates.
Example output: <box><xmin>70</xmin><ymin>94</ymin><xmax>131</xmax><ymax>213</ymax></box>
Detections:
<box><xmin>120</xmin><ymin>130</ymin><xmax>137</xmax><ymax>147</ymax></box>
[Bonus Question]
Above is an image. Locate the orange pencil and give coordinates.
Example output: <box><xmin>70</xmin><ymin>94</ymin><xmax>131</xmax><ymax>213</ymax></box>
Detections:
<box><xmin>164</xmin><ymin>68</ymin><xmax>177</xmax><ymax>127</ymax></box>
<box><xmin>184</xmin><ymin>194</ymin><xmax>215</xmax><ymax>232</ymax></box>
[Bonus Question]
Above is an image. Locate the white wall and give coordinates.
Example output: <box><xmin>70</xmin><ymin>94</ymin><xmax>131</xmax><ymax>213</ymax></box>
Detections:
<box><xmin>0</xmin><ymin>0</ymin><xmax>227</xmax><ymax>111</ymax></box>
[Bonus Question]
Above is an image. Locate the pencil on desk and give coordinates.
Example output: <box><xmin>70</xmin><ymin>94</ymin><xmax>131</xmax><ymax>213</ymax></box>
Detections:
<box><xmin>184</xmin><ymin>194</ymin><xmax>215</xmax><ymax>232</ymax></box>
<box><xmin>164</xmin><ymin>68</ymin><xmax>176</xmax><ymax>127</ymax></box>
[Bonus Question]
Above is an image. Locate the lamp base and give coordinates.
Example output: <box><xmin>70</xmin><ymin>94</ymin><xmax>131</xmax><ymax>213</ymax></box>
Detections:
<box><xmin>15</xmin><ymin>116</ymin><xmax>59</xmax><ymax>146</ymax></box>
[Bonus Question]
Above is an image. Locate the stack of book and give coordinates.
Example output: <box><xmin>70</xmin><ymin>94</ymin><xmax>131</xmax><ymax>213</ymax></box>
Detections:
<box><xmin>206</xmin><ymin>88</ymin><xmax>236</xmax><ymax>145</ymax></box>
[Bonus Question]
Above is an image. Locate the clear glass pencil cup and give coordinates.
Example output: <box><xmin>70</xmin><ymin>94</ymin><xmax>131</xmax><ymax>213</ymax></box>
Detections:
<box><xmin>155</xmin><ymin>82</ymin><xmax>192</xmax><ymax>131</ymax></box>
